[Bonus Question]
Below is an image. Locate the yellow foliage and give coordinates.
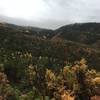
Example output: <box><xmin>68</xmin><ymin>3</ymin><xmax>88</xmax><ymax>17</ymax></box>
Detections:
<box><xmin>79</xmin><ymin>64</ymin><xmax>88</xmax><ymax>71</ymax></box>
<box><xmin>61</xmin><ymin>90</ymin><xmax>74</xmax><ymax>100</ymax></box>
<box><xmin>28</xmin><ymin>64</ymin><xmax>34</xmax><ymax>70</ymax></box>
<box><xmin>90</xmin><ymin>69</ymin><xmax>97</xmax><ymax>74</ymax></box>
<box><xmin>46</xmin><ymin>69</ymin><xmax>56</xmax><ymax>82</ymax></box>
<box><xmin>63</xmin><ymin>66</ymin><xmax>69</xmax><ymax>77</ymax></box>
<box><xmin>80</xmin><ymin>58</ymin><xmax>86</xmax><ymax>65</ymax></box>
<box><xmin>71</xmin><ymin>65</ymin><xmax>79</xmax><ymax>72</ymax></box>
<box><xmin>92</xmin><ymin>77</ymin><xmax>100</xmax><ymax>84</ymax></box>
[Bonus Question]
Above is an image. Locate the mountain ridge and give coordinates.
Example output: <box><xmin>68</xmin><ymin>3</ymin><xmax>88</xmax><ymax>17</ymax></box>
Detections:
<box><xmin>0</xmin><ymin>22</ymin><xmax>100</xmax><ymax>71</ymax></box>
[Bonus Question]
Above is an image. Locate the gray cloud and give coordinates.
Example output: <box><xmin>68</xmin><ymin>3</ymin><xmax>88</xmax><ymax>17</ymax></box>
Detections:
<box><xmin>0</xmin><ymin>0</ymin><xmax>100</xmax><ymax>29</ymax></box>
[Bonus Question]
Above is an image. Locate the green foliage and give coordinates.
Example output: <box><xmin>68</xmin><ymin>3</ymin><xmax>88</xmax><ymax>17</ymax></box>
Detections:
<box><xmin>0</xmin><ymin>42</ymin><xmax>100</xmax><ymax>100</ymax></box>
<box><xmin>0</xmin><ymin>22</ymin><xmax>100</xmax><ymax>100</ymax></box>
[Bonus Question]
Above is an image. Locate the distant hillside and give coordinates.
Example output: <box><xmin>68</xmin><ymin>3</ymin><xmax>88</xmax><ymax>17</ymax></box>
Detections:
<box><xmin>0</xmin><ymin>22</ymin><xmax>100</xmax><ymax>71</ymax></box>
<box><xmin>54</xmin><ymin>23</ymin><xmax>100</xmax><ymax>48</ymax></box>
<box><xmin>0</xmin><ymin>22</ymin><xmax>54</xmax><ymax>39</ymax></box>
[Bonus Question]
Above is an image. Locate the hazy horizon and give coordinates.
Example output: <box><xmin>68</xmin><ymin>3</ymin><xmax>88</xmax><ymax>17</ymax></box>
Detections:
<box><xmin>0</xmin><ymin>0</ymin><xmax>100</xmax><ymax>29</ymax></box>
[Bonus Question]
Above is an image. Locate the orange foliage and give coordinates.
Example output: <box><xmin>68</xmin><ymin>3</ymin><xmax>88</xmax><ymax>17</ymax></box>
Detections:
<box><xmin>91</xmin><ymin>96</ymin><xmax>100</xmax><ymax>100</ymax></box>
<box><xmin>61</xmin><ymin>90</ymin><xmax>74</xmax><ymax>100</ymax></box>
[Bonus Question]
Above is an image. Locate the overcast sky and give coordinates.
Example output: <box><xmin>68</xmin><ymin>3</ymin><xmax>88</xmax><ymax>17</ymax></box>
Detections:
<box><xmin>0</xmin><ymin>0</ymin><xmax>100</xmax><ymax>29</ymax></box>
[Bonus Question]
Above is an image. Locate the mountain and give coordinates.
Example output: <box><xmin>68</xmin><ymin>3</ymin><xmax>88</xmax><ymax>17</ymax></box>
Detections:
<box><xmin>54</xmin><ymin>23</ymin><xmax>100</xmax><ymax>48</ymax></box>
<box><xmin>0</xmin><ymin>22</ymin><xmax>100</xmax><ymax>71</ymax></box>
<box><xmin>0</xmin><ymin>22</ymin><xmax>54</xmax><ymax>39</ymax></box>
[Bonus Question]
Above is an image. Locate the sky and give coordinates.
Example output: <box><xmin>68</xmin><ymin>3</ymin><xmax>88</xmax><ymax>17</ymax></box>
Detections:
<box><xmin>0</xmin><ymin>0</ymin><xmax>100</xmax><ymax>29</ymax></box>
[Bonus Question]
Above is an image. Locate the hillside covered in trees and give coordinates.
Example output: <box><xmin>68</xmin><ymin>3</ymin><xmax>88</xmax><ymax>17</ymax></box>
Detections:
<box><xmin>0</xmin><ymin>22</ymin><xmax>100</xmax><ymax>71</ymax></box>
<box><xmin>0</xmin><ymin>22</ymin><xmax>100</xmax><ymax>100</ymax></box>
<box><xmin>0</xmin><ymin>58</ymin><xmax>100</xmax><ymax>100</ymax></box>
